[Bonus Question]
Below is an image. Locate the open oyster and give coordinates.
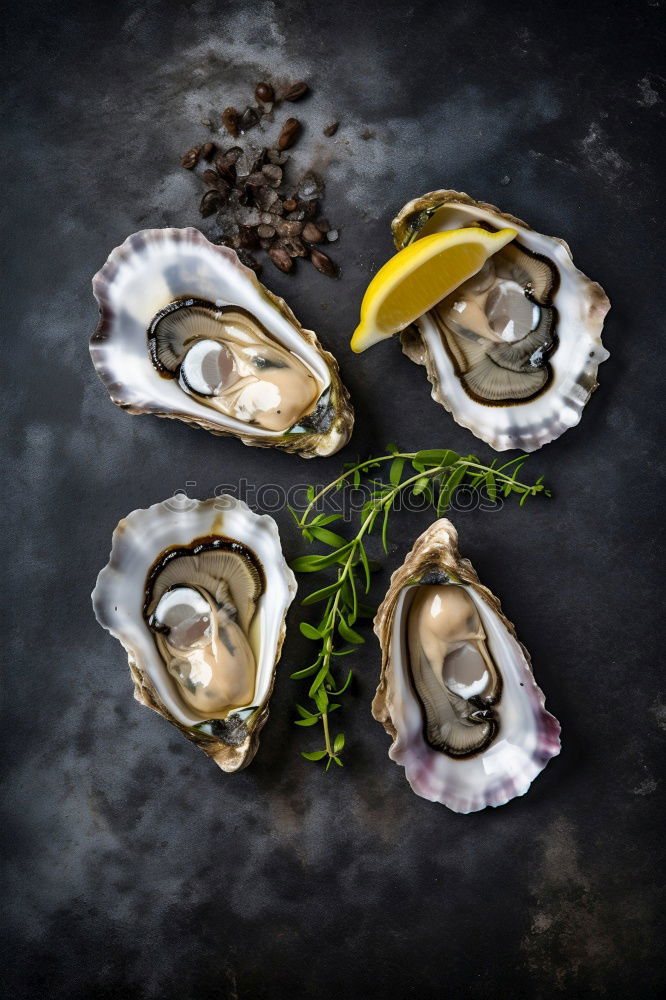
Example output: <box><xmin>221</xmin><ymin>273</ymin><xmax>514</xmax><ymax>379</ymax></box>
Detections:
<box><xmin>373</xmin><ymin>519</ymin><xmax>560</xmax><ymax>812</ymax></box>
<box><xmin>90</xmin><ymin>228</ymin><xmax>353</xmax><ymax>457</ymax></box>
<box><xmin>392</xmin><ymin>191</ymin><xmax>610</xmax><ymax>451</ymax></box>
<box><xmin>92</xmin><ymin>494</ymin><xmax>296</xmax><ymax>771</ymax></box>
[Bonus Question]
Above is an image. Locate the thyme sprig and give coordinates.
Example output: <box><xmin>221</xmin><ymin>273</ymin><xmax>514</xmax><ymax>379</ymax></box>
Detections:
<box><xmin>288</xmin><ymin>446</ymin><xmax>550</xmax><ymax>769</ymax></box>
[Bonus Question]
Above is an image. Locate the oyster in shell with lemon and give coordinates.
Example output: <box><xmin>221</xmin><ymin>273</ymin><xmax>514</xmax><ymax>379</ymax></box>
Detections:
<box><xmin>352</xmin><ymin>191</ymin><xmax>610</xmax><ymax>452</ymax></box>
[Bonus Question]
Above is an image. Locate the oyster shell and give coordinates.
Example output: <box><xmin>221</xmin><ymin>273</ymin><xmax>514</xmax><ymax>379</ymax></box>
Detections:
<box><xmin>90</xmin><ymin>228</ymin><xmax>353</xmax><ymax>457</ymax></box>
<box><xmin>372</xmin><ymin>519</ymin><xmax>560</xmax><ymax>812</ymax></box>
<box><xmin>92</xmin><ymin>494</ymin><xmax>296</xmax><ymax>772</ymax></box>
<box><xmin>392</xmin><ymin>191</ymin><xmax>610</xmax><ymax>451</ymax></box>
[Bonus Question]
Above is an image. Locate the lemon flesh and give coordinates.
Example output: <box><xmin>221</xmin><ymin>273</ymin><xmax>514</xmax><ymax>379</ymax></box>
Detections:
<box><xmin>350</xmin><ymin>227</ymin><xmax>517</xmax><ymax>353</ymax></box>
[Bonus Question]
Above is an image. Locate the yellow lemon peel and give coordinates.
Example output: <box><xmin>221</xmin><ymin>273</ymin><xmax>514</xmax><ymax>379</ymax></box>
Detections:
<box><xmin>350</xmin><ymin>227</ymin><xmax>517</xmax><ymax>353</ymax></box>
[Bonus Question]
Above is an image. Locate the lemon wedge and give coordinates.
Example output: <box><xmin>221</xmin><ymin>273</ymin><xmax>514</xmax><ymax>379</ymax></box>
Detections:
<box><xmin>350</xmin><ymin>226</ymin><xmax>517</xmax><ymax>353</ymax></box>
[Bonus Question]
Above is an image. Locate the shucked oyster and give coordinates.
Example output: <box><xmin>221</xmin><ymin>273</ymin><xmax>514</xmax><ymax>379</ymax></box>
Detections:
<box><xmin>92</xmin><ymin>494</ymin><xmax>296</xmax><ymax>771</ymax></box>
<box><xmin>90</xmin><ymin>228</ymin><xmax>353</xmax><ymax>457</ymax></box>
<box><xmin>392</xmin><ymin>191</ymin><xmax>610</xmax><ymax>451</ymax></box>
<box><xmin>373</xmin><ymin>519</ymin><xmax>560</xmax><ymax>812</ymax></box>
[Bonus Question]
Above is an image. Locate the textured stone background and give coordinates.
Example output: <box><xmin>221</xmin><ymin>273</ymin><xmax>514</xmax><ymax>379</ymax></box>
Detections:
<box><xmin>2</xmin><ymin>1</ymin><xmax>664</xmax><ymax>997</ymax></box>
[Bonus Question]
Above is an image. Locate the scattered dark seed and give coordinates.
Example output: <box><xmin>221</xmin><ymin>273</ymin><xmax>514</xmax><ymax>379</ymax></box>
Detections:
<box><xmin>245</xmin><ymin>171</ymin><xmax>267</xmax><ymax>188</ymax></box>
<box><xmin>221</xmin><ymin>107</ymin><xmax>240</xmax><ymax>136</ymax></box>
<box><xmin>223</xmin><ymin>146</ymin><xmax>243</xmax><ymax>165</ymax></box>
<box><xmin>200</xmin><ymin>189</ymin><xmax>224</xmax><ymax>217</ymax></box>
<box><xmin>238</xmin><ymin>225</ymin><xmax>260</xmax><ymax>249</ymax></box>
<box><xmin>261</xmin><ymin>164</ymin><xmax>282</xmax><ymax>187</ymax></box>
<box><xmin>255</xmin><ymin>82</ymin><xmax>274</xmax><ymax>103</ymax></box>
<box><xmin>315</xmin><ymin>218</ymin><xmax>330</xmax><ymax>232</ymax></box>
<box><xmin>215</xmin><ymin>161</ymin><xmax>238</xmax><ymax>187</ymax></box>
<box><xmin>280</xmin><ymin>236</ymin><xmax>308</xmax><ymax>258</ymax></box>
<box><xmin>181</xmin><ymin>147</ymin><xmax>201</xmax><ymax>169</ymax></box>
<box><xmin>279</xmin><ymin>220</ymin><xmax>303</xmax><ymax>237</ymax></box>
<box><xmin>302</xmin><ymin>222</ymin><xmax>324</xmax><ymax>243</ymax></box>
<box><xmin>278</xmin><ymin>117</ymin><xmax>301</xmax><ymax>150</ymax></box>
<box><xmin>248</xmin><ymin>148</ymin><xmax>268</xmax><ymax>173</ymax></box>
<box><xmin>201</xmin><ymin>141</ymin><xmax>217</xmax><ymax>161</ymax></box>
<box><xmin>257</xmin><ymin>187</ymin><xmax>280</xmax><ymax>212</ymax></box>
<box><xmin>361</xmin><ymin>128</ymin><xmax>375</xmax><ymax>140</ymax></box>
<box><xmin>323</xmin><ymin>121</ymin><xmax>339</xmax><ymax>137</ymax></box>
<box><xmin>269</xmin><ymin>247</ymin><xmax>294</xmax><ymax>273</ymax></box>
<box><xmin>266</xmin><ymin>148</ymin><xmax>289</xmax><ymax>165</ymax></box>
<box><xmin>283</xmin><ymin>81</ymin><xmax>309</xmax><ymax>102</ymax></box>
<box><xmin>282</xmin><ymin>198</ymin><xmax>298</xmax><ymax>212</ymax></box>
<box><xmin>202</xmin><ymin>168</ymin><xmax>220</xmax><ymax>186</ymax></box>
<box><xmin>310</xmin><ymin>247</ymin><xmax>336</xmax><ymax>276</ymax></box>
<box><xmin>240</xmin><ymin>106</ymin><xmax>260</xmax><ymax>132</ymax></box>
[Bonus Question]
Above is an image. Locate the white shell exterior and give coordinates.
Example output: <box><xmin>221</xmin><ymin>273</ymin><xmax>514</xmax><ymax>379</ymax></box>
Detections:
<box><xmin>372</xmin><ymin>519</ymin><xmax>560</xmax><ymax>812</ymax></box>
<box><xmin>90</xmin><ymin>228</ymin><xmax>353</xmax><ymax>458</ymax></box>
<box><xmin>392</xmin><ymin>191</ymin><xmax>611</xmax><ymax>452</ymax></box>
<box><xmin>92</xmin><ymin>494</ymin><xmax>297</xmax><ymax>772</ymax></box>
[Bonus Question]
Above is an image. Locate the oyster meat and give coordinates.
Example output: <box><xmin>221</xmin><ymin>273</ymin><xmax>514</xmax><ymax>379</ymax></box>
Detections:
<box><xmin>92</xmin><ymin>494</ymin><xmax>296</xmax><ymax>771</ymax></box>
<box><xmin>90</xmin><ymin>228</ymin><xmax>353</xmax><ymax>457</ymax></box>
<box><xmin>372</xmin><ymin>519</ymin><xmax>560</xmax><ymax>812</ymax></box>
<box><xmin>392</xmin><ymin>191</ymin><xmax>610</xmax><ymax>451</ymax></box>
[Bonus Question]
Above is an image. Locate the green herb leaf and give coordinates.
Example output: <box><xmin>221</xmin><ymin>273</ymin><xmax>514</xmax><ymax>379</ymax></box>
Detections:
<box><xmin>301</xmin><ymin>581</ymin><xmax>342</xmax><ymax>606</ymax></box>
<box><xmin>308</xmin><ymin>526</ymin><xmax>350</xmax><ymax>548</ymax></box>
<box><xmin>290</xmin><ymin>554</ymin><xmax>327</xmax><ymax>572</ymax></box>
<box><xmin>438</xmin><ymin>464</ymin><xmax>467</xmax><ymax>515</ymax></box>
<box><xmin>309</xmin><ymin>662</ymin><xmax>331</xmax><ymax>697</ymax></box>
<box><xmin>300</xmin><ymin>622</ymin><xmax>324</xmax><ymax>640</ymax></box>
<box><xmin>389</xmin><ymin>457</ymin><xmax>405</xmax><ymax>486</ymax></box>
<box><xmin>329</xmin><ymin>670</ymin><xmax>353</xmax><ymax>695</ymax></box>
<box><xmin>333</xmin><ymin>733</ymin><xmax>345</xmax><ymax>753</ymax></box>
<box><xmin>314</xmin><ymin>687</ymin><xmax>329</xmax><ymax>713</ymax></box>
<box><xmin>358</xmin><ymin>542</ymin><xmax>372</xmax><ymax>592</ymax></box>
<box><xmin>414</xmin><ymin>448</ymin><xmax>459</xmax><ymax>467</ymax></box>
<box><xmin>338</xmin><ymin>620</ymin><xmax>364</xmax><ymax>645</ymax></box>
<box><xmin>301</xmin><ymin>750</ymin><xmax>327</xmax><ymax>761</ymax></box>
<box><xmin>311</xmin><ymin>513</ymin><xmax>343</xmax><ymax>527</ymax></box>
<box><xmin>290</xmin><ymin>661</ymin><xmax>322</xmax><ymax>680</ymax></box>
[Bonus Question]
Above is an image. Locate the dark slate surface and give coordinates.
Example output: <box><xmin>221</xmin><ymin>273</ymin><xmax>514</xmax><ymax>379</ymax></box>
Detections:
<box><xmin>2</xmin><ymin>1</ymin><xmax>664</xmax><ymax>997</ymax></box>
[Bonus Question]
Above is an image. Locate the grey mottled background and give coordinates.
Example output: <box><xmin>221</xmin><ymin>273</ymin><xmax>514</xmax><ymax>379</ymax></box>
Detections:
<box><xmin>2</xmin><ymin>1</ymin><xmax>664</xmax><ymax>997</ymax></box>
